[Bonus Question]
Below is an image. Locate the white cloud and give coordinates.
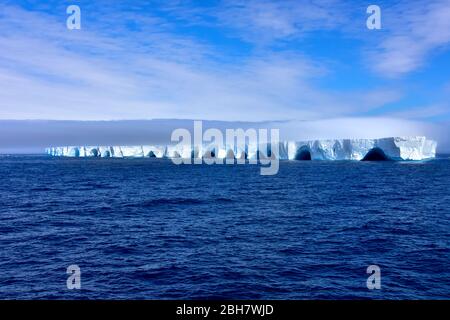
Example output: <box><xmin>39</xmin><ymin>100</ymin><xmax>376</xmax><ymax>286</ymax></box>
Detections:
<box><xmin>162</xmin><ymin>0</ymin><xmax>350</xmax><ymax>44</ymax></box>
<box><xmin>0</xmin><ymin>4</ymin><xmax>401</xmax><ymax>121</ymax></box>
<box><xmin>277</xmin><ymin>117</ymin><xmax>441</xmax><ymax>141</ymax></box>
<box><xmin>369</xmin><ymin>0</ymin><xmax>450</xmax><ymax>76</ymax></box>
<box><xmin>385</xmin><ymin>104</ymin><xmax>450</xmax><ymax>120</ymax></box>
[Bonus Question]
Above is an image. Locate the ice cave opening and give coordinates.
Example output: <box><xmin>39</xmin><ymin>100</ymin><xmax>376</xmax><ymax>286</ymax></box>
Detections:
<box><xmin>295</xmin><ymin>148</ymin><xmax>312</xmax><ymax>160</ymax></box>
<box><xmin>102</xmin><ymin>150</ymin><xmax>110</xmax><ymax>158</ymax></box>
<box><xmin>90</xmin><ymin>149</ymin><xmax>99</xmax><ymax>157</ymax></box>
<box><xmin>258</xmin><ymin>146</ymin><xmax>272</xmax><ymax>159</ymax></box>
<box><xmin>203</xmin><ymin>149</ymin><xmax>216</xmax><ymax>158</ymax></box>
<box><xmin>362</xmin><ymin>147</ymin><xmax>390</xmax><ymax>161</ymax></box>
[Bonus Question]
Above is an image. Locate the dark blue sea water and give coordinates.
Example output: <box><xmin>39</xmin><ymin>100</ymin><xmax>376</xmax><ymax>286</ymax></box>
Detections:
<box><xmin>0</xmin><ymin>155</ymin><xmax>449</xmax><ymax>299</ymax></box>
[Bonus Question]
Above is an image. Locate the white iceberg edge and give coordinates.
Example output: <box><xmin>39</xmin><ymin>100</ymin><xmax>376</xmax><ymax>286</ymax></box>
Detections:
<box><xmin>45</xmin><ymin>136</ymin><xmax>437</xmax><ymax>161</ymax></box>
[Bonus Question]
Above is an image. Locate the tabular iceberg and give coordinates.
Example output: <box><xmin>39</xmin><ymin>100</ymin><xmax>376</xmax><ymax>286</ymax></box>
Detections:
<box><xmin>45</xmin><ymin>136</ymin><xmax>436</xmax><ymax>161</ymax></box>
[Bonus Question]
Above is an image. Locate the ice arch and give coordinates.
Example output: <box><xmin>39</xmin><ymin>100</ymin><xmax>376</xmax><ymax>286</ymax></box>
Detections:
<box><xmin>70</xmin><ymin>148</ymin><xmax>80</xmax><ymax>157</ymax></box>
<box><xmin>203</xmin><ymin>148</ymin><xmax>216</xmax><ymax>158</ymax></box>
<box><xmin>295</xmin><ymin>146</ymin><xmax>312</xmax><ymax>160</ymax></box>
<box><xmin>89</xmin><ymin>148</ymin><xmax>99</xmax><ymax>157</ymax></box>
<box><xmin>101</xmin><ymin>150</ymin><xmax>110</xmax><ymax>158</ymax></box>
<box><xmin>362</xmin><ymin>147</ymin><xmax>390</xmax><ymax>161</ymax></box>
<box><xmin>257</xmin><ymin>145</ymin><xmax>272</xmax><ymax>159</ymax></box>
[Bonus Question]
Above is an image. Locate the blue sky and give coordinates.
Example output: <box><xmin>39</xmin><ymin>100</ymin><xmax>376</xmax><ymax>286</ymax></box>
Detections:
<box><xmin>0</xmin><ymin>0</ymin><xmax>449</xmax><ymax>128</ymax></box>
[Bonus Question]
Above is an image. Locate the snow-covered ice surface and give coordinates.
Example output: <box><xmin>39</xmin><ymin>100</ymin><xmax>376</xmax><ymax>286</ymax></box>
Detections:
<box><xmin>45</xmin><ymin>136</ymin><xmax>437</xmax><ymax>161</ymax></box>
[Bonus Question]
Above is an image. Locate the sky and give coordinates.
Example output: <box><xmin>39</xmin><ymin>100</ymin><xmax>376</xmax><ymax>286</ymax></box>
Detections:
<box><xmin>0</xmin><ymin>0</ymin><xmax>449</xmax><ymax>150</ymax></box>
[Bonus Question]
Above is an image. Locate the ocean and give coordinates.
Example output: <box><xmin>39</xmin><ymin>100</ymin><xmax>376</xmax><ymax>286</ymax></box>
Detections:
<box><xmin>0</xmin><ymin>155</ymin><xmax>449</xmax><ymax>299</ymax></box>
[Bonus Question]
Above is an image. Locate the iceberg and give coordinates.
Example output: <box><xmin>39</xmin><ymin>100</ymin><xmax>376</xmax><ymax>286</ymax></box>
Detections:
<box><xmin>45</xmin><ymin>136</ymin><xmax>437</xmax><ymax>161</ymax></box>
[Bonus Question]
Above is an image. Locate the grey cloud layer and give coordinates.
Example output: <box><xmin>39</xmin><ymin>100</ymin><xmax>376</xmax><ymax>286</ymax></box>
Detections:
<box><xmin>1</xmin><ymin>119</ymin><xmax>448</xmax><ymax>153</ymax></box>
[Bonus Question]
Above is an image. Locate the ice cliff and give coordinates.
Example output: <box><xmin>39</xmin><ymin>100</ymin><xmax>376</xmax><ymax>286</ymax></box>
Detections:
<box><xmin>46</xmin><ymin>136</ymin><xmax>436</xmax><ymax>161</ymax></box>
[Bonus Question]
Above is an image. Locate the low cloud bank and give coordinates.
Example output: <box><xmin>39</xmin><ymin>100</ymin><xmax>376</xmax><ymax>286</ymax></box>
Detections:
<box><xmin>0</xmin><ymin>118</ymin><xmax>448</xmax><ymax>154</ymax></box>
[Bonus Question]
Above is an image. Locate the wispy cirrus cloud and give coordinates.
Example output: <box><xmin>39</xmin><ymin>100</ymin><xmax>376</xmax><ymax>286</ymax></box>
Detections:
<box><xmin>154</xmin><ymin>0</ymin><xmax>450</xmax><ymax>79</ymax></box>
<box><xmin>213</xmin><ymin>0</ymin><xmax>349</xmax><ymax>43</ymax></box>
<box><xmin>368</xmin><ymin>0</ymin><xmax>450</xmax><ymax>76</ymax></box>
<box><xmin>158</xmin><ymin>0</ymin><xmax>352</xmax><ymax>44</ymax></box>
<box><xmin>0</xmin><ymin>2</ymin><xmax>402</xmax><ymax>121</ymax></box>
